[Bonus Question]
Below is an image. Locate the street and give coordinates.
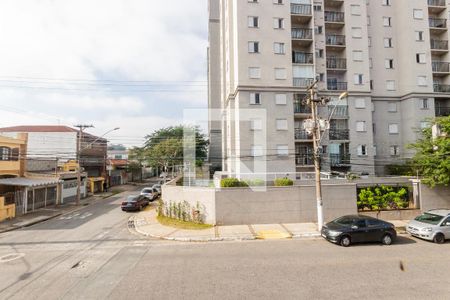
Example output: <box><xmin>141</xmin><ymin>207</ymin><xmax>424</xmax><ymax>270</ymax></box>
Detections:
<box><xmin>0</xmin><ymin>189</ymin><xmax>449</xmax><ymax>300</ymax></box>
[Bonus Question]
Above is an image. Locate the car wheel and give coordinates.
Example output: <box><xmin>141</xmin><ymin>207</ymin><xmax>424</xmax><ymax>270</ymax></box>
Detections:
<box><xmin>340</xmin><ymin>235</ymin><xmax>351</xmax><ymax>247</ymax></box>
<box><xmin>382</xmin><ymin>234</ymin><xmax>393</xmax><ymax>246</ymax></box>
<box><xmin>433</xmin><ymin>233</ymin><xmax>445</xmax><ymax>244</ymax></box>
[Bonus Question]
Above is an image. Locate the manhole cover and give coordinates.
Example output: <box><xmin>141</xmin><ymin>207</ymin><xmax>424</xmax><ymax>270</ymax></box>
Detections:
<box><xmin>0</xmin><ymin>253</ymin><xmax>25</xmax><ymax>263</ymax></box>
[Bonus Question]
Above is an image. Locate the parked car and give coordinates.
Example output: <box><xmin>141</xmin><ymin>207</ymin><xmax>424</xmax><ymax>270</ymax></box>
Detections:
<box><xmin>140</xmin><ymin>187</ymin><xmax>159</xmax><ymax>201</ymax></box>
<box><xmin>321</xmin><ymin>215</ymin><xmax>397</xmax><ymax>247</ymax></box>
<box><xmin>121</xmin><ymin>195</ymin><xmax>148</xmax><ymax>212</ymax></box>
<box><xmin>152</xmin><ymin>184</ymin><xmax>162</xmax><ymax>195</ymax></box>
<box><xmin>406</xmin><ymin>209</ymin><xmax>450</xmax><ymax>244</ymax></box>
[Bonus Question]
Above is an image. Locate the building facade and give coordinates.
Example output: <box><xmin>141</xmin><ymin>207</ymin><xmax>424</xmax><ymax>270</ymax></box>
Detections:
<box><xmin>208</xmin><ymin>0</ymin><xmax>450</xmax><ymax>176</ymax></box>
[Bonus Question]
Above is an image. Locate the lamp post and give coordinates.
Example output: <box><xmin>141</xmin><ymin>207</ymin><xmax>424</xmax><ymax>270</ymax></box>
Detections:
<box><xmin>75</xmin><ymin>126</ymin><xmax>120</xmax><ymax>205</ymax></box>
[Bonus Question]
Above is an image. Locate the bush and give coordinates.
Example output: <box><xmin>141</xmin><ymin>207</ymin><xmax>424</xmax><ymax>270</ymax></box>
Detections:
<box><xmin>220</xmin><ymin>178</ymin><xmax>249</xmax><ymax>188</ymax></box>
<box><xmin>357</xmin><ymin>185</ymin><xmax>410</xmax><ymax>211</ymax></box>
<box><xmin>274</xmin><ymin>178</ymin><xmax>294</xmax><ymax>186</ymax></box>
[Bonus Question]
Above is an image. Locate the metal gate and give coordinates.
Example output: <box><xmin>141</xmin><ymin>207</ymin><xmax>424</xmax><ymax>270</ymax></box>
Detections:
<box><xmin>26</xmin><ymin>186</ymin><xmax>57</xmax><ymax>212</ymax></box>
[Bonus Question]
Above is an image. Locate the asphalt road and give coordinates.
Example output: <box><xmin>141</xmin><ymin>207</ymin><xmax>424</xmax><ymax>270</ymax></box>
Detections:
<box><xmin>0</xmin><ymin>189</ymin><xmax>449</xmax><ymax>300</ymax></box>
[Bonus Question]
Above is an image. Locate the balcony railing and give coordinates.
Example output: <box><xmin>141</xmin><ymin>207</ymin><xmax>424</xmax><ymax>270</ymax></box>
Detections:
<box><xmin>329</xmin><ymin>129</ymin><xmax>350</xmax><ymax>140</ymax></box>
<box><xmin>328</xmin><ymin>105</ymin><xmax>348</xmax><ymax>118</ymax></box>
<box><xmin>428</xmin><ymin>0</ymin><xmax>446</xmax><ymax>6</ymax></box>
<box><xmin>291</xmin><ymin>3</ymin><xmax>312</xmax><ymax>15</ymax></box>
<box><xmin>434</xmin><ymin>83</ymin><xmax>450</xmax><ymax>92</ymax></box>
<box><xmin>326</xmin><ymin>58</ymin><xmax>347</xmax><ymax>69</ymax></box>
<box><xmin>292</xmin><ymin>28</ymin><xmax>313</xmax><ymax>40</ymax></box>
<box><xmin>430</xmin><ymin>39</ymin><xmax>449</xmax><ymax>50</ymax></box>
<box><xmin>432</xmin><ymin>61</ymin><xmax>450</xmax><ymax>73</ymax></box>
<box><xmin>296</xmin><ymin>154</ymin><xmax>314</xmax><ymax>166</ymax></box>
<box><xmin>429</xmin><ymin>18</ymin><xmax>447</xmax><ymax>28</ymax></box>
<box><xmin>294</xmin><ymin>77</ymin><xmax>315</xmax><ymax>88</ymax></box>
<box><xmin>435</xmin><ymin>106</ymin><xmax>450</xmax><ymax>116</ymax></box>
<box><xmin>327</xmin><ymin>81</ymin><xmax>347</xmax><ymax>91</ymax></box>
<box><xmin>330</xmin><ymin>154</ymin><xmax>351</xmax><ymax>167</ymax></box>
<box><xmin>295</xmin><ymin>129</ymin><xmax>311</xmax><ymax>140</ymax></box>
<box><xmin>294</xmin><ymin>102</ymin><xmax>312</xmax><ymax>114</ymax></box>
<box><xmin>293</xmin><ymin>52</ymin><xmax>314</xmax><ymax>64</ymax></box>
<box><xmin>326</xmin><ymin>34</ymin><xmax>346</xmax><ymax>46</ymax></box>
<box><xmin>324</xmin><ymin>11</ymin><xmax>345</xmax><ymax>23</ymax></box>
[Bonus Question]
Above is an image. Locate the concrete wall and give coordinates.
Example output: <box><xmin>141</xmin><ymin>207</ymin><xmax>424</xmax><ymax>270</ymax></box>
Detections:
<box><xmin>420</xmin><ymin>185</ymin><xmax>450</xmax><ymax>212</ymax></box>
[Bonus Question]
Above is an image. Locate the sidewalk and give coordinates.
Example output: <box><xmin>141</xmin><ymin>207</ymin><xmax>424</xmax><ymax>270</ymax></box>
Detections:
<box><xmin>132</xmin><ymin>208</ymin><xmax>411</xmax><ymax>242</ymax></box>
<box><xmin>0</xmin><ymin>184</ymin><xmax>137</xmax><ymax>234</ymax></box>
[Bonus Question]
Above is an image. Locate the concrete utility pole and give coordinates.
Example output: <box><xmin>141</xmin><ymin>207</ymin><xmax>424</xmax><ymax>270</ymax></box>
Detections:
<box><xmin>75</xmin><ymin>124</ymin><xmax>94</xmax><ymax>206</ymax></box>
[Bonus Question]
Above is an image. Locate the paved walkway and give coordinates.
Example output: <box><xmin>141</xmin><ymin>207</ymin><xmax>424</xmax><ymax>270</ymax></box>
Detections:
<box><xmin>132</xmin><ymin>208</ymin><xmax>410</xmax><ymax>242</ymax></box>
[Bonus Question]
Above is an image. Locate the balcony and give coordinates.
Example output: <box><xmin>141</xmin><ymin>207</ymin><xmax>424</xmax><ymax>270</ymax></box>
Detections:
<box><xmin>435</xmin><ymin>106</ymin><xmax>450</xmax><ymax>116</ymax></box>
<box><xmin>324</xmin><ymin>11</ymin><xmax>345</xmax><ymax>27</ymax></box>
<box><xmin>327</xmin><ymin>81</ymin><xmax>347</xmax><ymax>91</ymax></box>
<box><xmin>294</xmin><ymin>77</ymin><xmax>315</xmax><ymax>88</ymax></box>
<box><xmin>328</xmin><ymin>105</ymin><xmax>348</xmax><ymax>118</ymax></box>
<box><xmin>295</xmin><ymin>129</ymin><xmax>311</xmax><ymax>141</ymax></box>
<box><xmin>430</xmin><ymin>39</ymin><xmax>449</xmax><ymax>54</ymax></box>
<box><xmin>292</xmin><ymin>52</ymin><xmax>314</xmax><ymax>64</ymax></box>
<box><xmin>429</xmin><ymin>18</ymin><xmax>447</xmax><ymax>31</ymax></box>
<box><xmin>434</xmin><ymin>83</ymin><xmax>450</xmax><ymax>92</ymax></box>
<box><xmin>296</xmin><ymin>154</ymin><xmax>314</xmax><ymax>166</ymax></box>
<box><xmin>291</xmin><ymin>3</ymin><xmax>312</xmax><ymax>15</ymax></box>
<box><xmin>292</xmin><ymin>28</ymin><xmax>313</xmax><ymax>47</ymax></box>
<box><xmin>432</xmin><ymin>61</ymin><xmax>450</xmax><ymax>75</ymax></box>
<box><xmin>428</xmin><ymin>0</ymin><xmax>446</xmax><ymax>6</ymax></box>
<box><xmin>428</xmin><ymin>0</ymin><xmax>446</xmax><ymax>13</ymax></box>
<box><xmin>294</xmin><ymin>102</ymin><xmax>312</xmax><ymax>114</ymax></box>
<box><xmin>330</xmin><ymin>153</ymin><xmax>351</xmax><ymax>167</ymax></box>
<box><xmin>326</xmin><ymin>35</ymin><xmax>346</xmax><ymax>50</ymax></box>
<box><xmin>326</xmin><ymin>58</ymin><xmax>347</xmax><ymax>70</ymax></box>
<box><xmin>329</xmin><ymin>129</ymin><xmax>350</xmax><ymax>140</ymax></box>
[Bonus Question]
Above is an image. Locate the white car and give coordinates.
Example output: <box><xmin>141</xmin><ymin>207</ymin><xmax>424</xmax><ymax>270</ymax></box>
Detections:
<box><xmin>140</xmin><ymin>187</ymin><xmax>159</xmax><ymax>201</ymax></box>
<box><xmin>407</xmin><ymin>209</ymin><xmax>450</xmax><ymax>244</ymax></box>
<box><xmin>152</xmin><ymin>184</ymin><xmax>162</xmax><ymax>195</ymax></box>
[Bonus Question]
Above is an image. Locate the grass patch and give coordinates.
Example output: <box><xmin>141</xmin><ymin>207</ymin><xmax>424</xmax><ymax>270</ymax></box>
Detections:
<box><xmin>157</xmin><ymin>215</ymin><xmax>213</xmax><ymax>230</ymax></box>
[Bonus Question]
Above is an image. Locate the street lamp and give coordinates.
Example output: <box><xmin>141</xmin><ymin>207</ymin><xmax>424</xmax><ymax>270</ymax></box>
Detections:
<box><xmin>75</xmin><ymin>127</ymin><xmax>120</xmax><ymax>205</ymax></box>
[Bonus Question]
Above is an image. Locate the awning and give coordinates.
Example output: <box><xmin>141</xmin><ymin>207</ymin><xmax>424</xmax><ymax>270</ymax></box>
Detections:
<box><xmin>0</xmin><ymin>177</ymin><xmax>62</xmax><ymax>187</ymax></box>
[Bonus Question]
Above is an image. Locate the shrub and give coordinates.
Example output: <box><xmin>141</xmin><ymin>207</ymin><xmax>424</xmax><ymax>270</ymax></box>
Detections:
<box><xmin>357</xmin><ymin>185</ymin><xmax>410</xmax><ymax>211</ymax></box>
<box><xmin>274</xmin><ymin>178</ymin><xmax>294</xmax><ymax>186</ymax></box>
<box><xmin>220</xmin><ymin>178</ymin><xmax>248</xmax><ymax>188</ymax></box>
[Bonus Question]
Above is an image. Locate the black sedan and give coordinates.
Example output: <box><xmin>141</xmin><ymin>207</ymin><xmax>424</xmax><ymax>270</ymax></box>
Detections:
<box><xmin>121</xmin><ymin>195</ymin><xmax>149</xmax><ymax>212</ymax></box>
<box><xmin>321</xmin><ymin>215</ymin><xmax>397</xmax><ymax>247</ymax></box>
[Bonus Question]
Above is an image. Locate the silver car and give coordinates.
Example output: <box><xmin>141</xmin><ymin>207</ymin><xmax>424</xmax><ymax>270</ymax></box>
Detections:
<box><xmin>140</xmin><ymin>187</ymin><xmax>159</xmax><ymax>201</ymax></box>
<box><xmin>407</xmin><ymin>209</ymin><xmax>450</xmax><ymax>244</ymax></box>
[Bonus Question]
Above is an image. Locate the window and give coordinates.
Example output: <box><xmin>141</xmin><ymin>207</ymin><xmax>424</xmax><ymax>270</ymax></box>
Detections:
<box><xmin>384</xmin><ymin>38</ymin><xmax>393</xmax><ymax>48</ymax></box>
<box><xmin>352</xmin><ymin>27</ymin><xmax>362</xmax><ymax>38</ymax></box>
<box><xmin>417</xmin><ymin>76</ymin><xmax>427</xmax><ymax>86</ymax></box>
<box><xmin>419</xmin><ymin>98</ymin><xmax>429</xmax><ymax>109</ymax></box>
<box><xmin>273</xmin><ymin>42</ymin><xmax>285</xmax><ymax>54</ymax></box>
<box><xmin>354</xmin><ymin>74</ymin><xmax>363</xmax><ymax>85</ymax></box>
<box><xmin>0</xmin><ymin>147</ymin><xmax>11</xmax><ymax>161</ymax></box>
<box><xmin>275</xmin><ymin>94</ymin><xmax>287</xmax><ymax>105</ymax></box>
<box><xmin>383</xmin><ymin>17</ymin><xmax>392</xmax><ymax>27</ymax></box>
<box><xmin>250</xmin><ymin>119</ymin><xmax>262</xmax><ymax>130</ymax></box>
<box><xmin>248</xmin><ymin>16</ymin><xmax>259</xmax><ymax>28</ymax></box>
<box><xmin>273</xmin><ymin>0</ymin><xmax>283</xmax><ymax>3</ymax></box>
<box><xmin>316</xmin><ymin>49</ymin><xmax>324</xmax><ymax>58</ymax></box>
<box><xmin>415</xmin><ymin>31</ymin><xmax>424</xmax><ymax>41</ymax></box>
<box><xmin>248</xmin><ymin>0</ymin><xmax>258</xmax><ymax>2</ymax></box>
<box><xmin>351</xmin><ymin>5</ymin><xmax>361</xmax><ymax>15</ymax></box>
<box><xmin>386</xmin><ymin>80</ymin><xmax>395</xmax><ymax>91</ymax></box>
<box><xmin>353</xmin><ymin>51</ymin><xmax>363</xmax><ymax>61</ymax></box>
<box><xmin>250</xmin><ymin>92</ymin><xmax>261</xmax><ymax>105</ymax></box>
<box><xmin>355</xmin><ymin>98</ymin><xmax>366</xmax><ymax>108</ymax></box>
<box><xmin>389</xmin><ymin>123</ymin><xmax>399</xmax><ymax>134</ymax></box>
<box><xmin>373</xmin><ymin>145</ymin><xmax>377</xmax><ymax>157</ymax></box>
<box><xmin>356</xmin><ymin>121</ymin><xmax>366</xmax><ymax>132</ymax></box>
<box><xmin>273</xmin><ymin>18</ymin><xmax>284</xmax><ymax>29</ymax></box>
<box><xmin>313</xmin><ymin>4</ymin><xmax>322</xmax><ymax>11</ymax></box>
<box><xmin>275</xmin><ymin>68</ymin><xmax>287</xmax><ymax>80</ymax></box>
<box><xmin>385</xmin><ymin>59</ymin><xmax>394</xmax><ymax>69</ymax></box>
<box><xmin>388</xmin><ymin>102</ymin><xmax>397</xmax><ymax>112</ymax></box>
<box><xmin>413</xmin><ymin>9</ymin><xmax>423</xmax><ymax>19</ymax></box>
<box><xmin>390</xmin><ymin>146</ymin><xmax>399</xmax><ymax>156</ymax></box>
<box><xmin>382</xmin><ymin>0</ymin><xmax>390</xmax><ymax>5</ymax></box>
<box><xmin>249</xmin><ymin>67</ymin><xmax>261</xmax><ymax>79</ymax></box>
<box><xmin>357</xmin><ymin>145</ymin><xmax>367</xmax><ymax>156</ymax></box>
<box><xmin>276</xmin><ymin>119</ymin><xmax>288</xmax><ymax>130</ymax></box>
<box><xmin>248</xmin><ymin>41</ymin><xmax>259</xmax><ymax>53</ymax></box>
<box><xmin>416</xmin><ymin>53</ymin><xmax>426</xmax><ymax>63</ymax></box>
<box><xmin>251</xmin><ymin>145</ymin><xmax>263</xmax><ymax>157</ymax></box>
<box><xmin>315</xmin><ymin>26</ymin><xmax>323</xmax><ymax>34</ymax></box>
<box><xmin>277</xmin><ymin>145</ymin><xmax>289</xmax><ymax>156</ymax></box>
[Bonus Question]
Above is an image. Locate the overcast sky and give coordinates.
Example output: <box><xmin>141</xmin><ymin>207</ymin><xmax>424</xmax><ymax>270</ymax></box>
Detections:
<box><xmin>0</xmin><ymin>0</ymin><xmax>209</xmax><ymax>147</ymax></box>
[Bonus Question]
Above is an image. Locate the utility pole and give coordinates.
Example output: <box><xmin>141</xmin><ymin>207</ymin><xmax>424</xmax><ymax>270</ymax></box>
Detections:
<box><xmin>75</xmin><ymin>124</ymin><xmax>94</xmax><ymax>205</ymax></box>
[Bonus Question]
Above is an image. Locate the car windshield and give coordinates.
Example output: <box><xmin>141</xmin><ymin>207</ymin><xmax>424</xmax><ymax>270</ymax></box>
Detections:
<box><xmin>415</xmin><ymin>213</ymin><xmax>444</xmax><ymax>225</ymax></box>
<box><xmin>127</xmin><ymin>196</ymin><xmax>138</xmax><ymax>202</ymax></box>
<box><xmin>333</xmin><ymin>216</ymin><xmax>356</xmax><ymax>226</ymax></box>
<box><xmin>142</xmin><ymin>189</ymin><xmax>152</xmax><ymax>193</ymax></box>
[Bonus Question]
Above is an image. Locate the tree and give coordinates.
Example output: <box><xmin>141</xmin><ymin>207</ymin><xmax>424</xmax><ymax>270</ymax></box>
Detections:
<box><xmin>409</xmin><ymin>116</ymin><xmax>450</xmax><ymax>187</ymax></box>
<box><xmin>147</xmin><ymin>138</ymin><xmax>183</xmax><ymax>171</ymax></box>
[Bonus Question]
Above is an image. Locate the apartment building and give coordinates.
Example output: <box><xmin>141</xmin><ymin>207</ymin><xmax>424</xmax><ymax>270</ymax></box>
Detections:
<box><xmin>208</xmin><ymin>0</ymin><xmax>450</xmax><ymax>176</ymax></box>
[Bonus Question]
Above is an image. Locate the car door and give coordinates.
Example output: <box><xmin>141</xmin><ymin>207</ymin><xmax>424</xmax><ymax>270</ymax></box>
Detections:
<box><xmin>366</xmin><ymin>219</ymin><xmax>385</xmax><ymax>242</ymax></box>
<box><xmin>441</xmin><ymin>217</ymin><xmax>450</xmax><ymax>239</ymax></box>
<box><xmin>351</xmin><ymin>219</ymin><xmax>368</xmax><ymax>243</ymax></box>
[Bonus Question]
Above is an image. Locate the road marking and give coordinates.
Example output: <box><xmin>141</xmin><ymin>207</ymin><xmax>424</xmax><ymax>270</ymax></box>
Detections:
<box><xmin>0</xmin><ymin>253</ymin><xmax>26</xmax><ymax>263</ymax></box>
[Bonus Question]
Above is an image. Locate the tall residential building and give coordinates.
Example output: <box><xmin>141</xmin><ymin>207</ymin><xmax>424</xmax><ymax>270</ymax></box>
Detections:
<box><xmin>208</xmin><ymin>0</ymin><xmax>450</xmax><ymax>176</ymax></box>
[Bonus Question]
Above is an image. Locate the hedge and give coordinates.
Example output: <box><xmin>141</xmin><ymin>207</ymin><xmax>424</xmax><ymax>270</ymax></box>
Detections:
<box><xmin>274</xmin><ymin>178</ymin><xmax>294</xmax><ymax>186</ymax></box>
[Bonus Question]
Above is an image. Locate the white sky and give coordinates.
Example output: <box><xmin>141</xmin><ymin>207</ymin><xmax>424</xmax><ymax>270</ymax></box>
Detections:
<box><xmin>0</xmin><ymin>0</ymin><xmax>209</xmax><ymax>147</ymax></box>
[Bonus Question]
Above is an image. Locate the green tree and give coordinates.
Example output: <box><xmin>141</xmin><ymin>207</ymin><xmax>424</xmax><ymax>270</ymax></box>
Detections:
<box><xmin>409</xmin><ymin>116</ymin><xmax>450</xmax><ymax>187</ymax></box>
<box><xmin>147</xmin><ymin>138</ymin><xmax>184</xmax><ymax>171</ymax></box>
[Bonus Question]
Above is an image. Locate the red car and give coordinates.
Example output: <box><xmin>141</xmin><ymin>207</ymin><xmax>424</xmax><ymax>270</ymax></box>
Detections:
<box><xmin>121</xmin><ymin>195</ymin><xmax>149</xmax><ymax>212</ymax></box>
